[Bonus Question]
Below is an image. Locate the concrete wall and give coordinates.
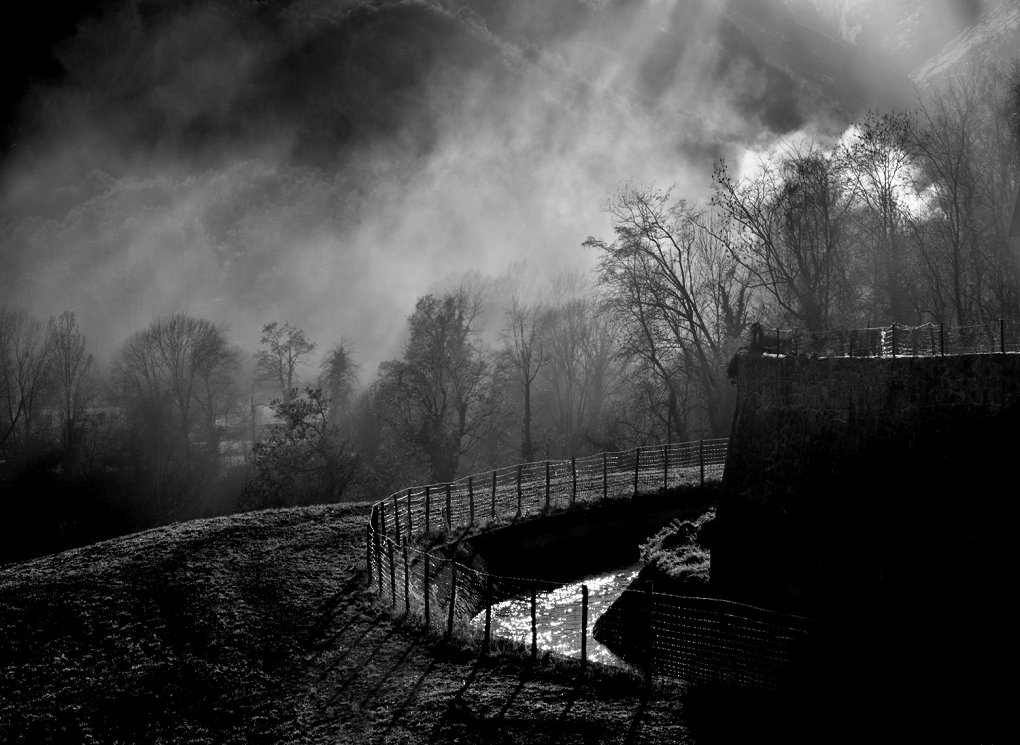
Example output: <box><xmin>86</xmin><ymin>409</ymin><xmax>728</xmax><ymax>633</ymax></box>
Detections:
<box><xmin>713</xmin><ymin>352</ymin><xmax>1020</xmax><ymax>613</ymax></box>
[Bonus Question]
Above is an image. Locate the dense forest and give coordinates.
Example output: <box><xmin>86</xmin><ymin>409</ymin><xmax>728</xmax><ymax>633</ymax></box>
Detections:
<box><xmin>3</xmin><ymin>62</ymin><xmax>1018</xmax><ymax>563</ymax></box>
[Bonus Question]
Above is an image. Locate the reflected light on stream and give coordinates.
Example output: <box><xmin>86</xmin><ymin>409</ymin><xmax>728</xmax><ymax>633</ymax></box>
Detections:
<box><xmin>470</xmin><ymin>564</ymin><xmax>641</xmax><ymax>666</ymax></box>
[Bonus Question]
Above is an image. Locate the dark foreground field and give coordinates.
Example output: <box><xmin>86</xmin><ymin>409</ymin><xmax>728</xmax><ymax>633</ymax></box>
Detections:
<box><xmin>0</xmin><ymin>502</ymin><xmax>1001</xmax><ymax>744</ymax></box>
<box><xmin>0</xmin><ymin>503</ymin><xmax>713</xmax><ymax>744</ymax></box>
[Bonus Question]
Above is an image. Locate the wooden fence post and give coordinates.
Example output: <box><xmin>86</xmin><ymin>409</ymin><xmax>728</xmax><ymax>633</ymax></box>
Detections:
<box><xmin>1001</xmin><ymin>318</ymin><xmax>1005</xmax><ymax>355</ymax></box>
<box><xmin>379</xmin><ymin>502</ymin><xmax>387</xmax><ymax>537</ymax></box>
<box><xmin>447</xmin><ymin>561</ymin><xmax>458</xmax><ymax>638</ymax></box>
<box><xmin>699</xmin><ymin>440</ymin><xmax>705</xmax><ymax>486</ymax></box>
<box><xmin>545</xmin><ymin>461</ymin><xmax>551</xmax><ymax>512</ymax></box>
<box><xmin>633</xmin><ymin>447</ymin><xmax>640</xmax><ymax>497</ymax></box>
<box><xmin>891</xmin><ymin>322</ymin><xmax>898</xmax><ymax>358</ymax></box>
<box><xmin>662</xmin><ymin>443</ymin><xmax>669</xmax><ymax>490</ymax></box>
<box><xmin>403</xmin><ymin>543</ymin><xmax>411</xmax><ymax>616</ymax></box>
<box><xmin>393</xmin><ymin>494</ymin><xmax>401</xmax><ymax>545</ymax></box>
<box><xmin>940</xmin><ymin>323</ymin><xmax>945</xmax><ymax>356</ymax></box>
<box><xmin>581</xmin><ymin>584</ymin><xmax>589</xmax><ymax>673</ymax></box>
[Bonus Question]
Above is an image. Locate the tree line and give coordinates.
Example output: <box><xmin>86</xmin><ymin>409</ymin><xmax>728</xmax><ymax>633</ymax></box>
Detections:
<box><xmin>2</xmin><ymin>62</ymin><xmax>1017</xmax><ymax>562</ymax></box>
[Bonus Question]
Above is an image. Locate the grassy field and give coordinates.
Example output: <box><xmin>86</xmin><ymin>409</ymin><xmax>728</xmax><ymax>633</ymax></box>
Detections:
<box><xmin>0</xmin><ymin>502</ymin><xmax>738</xmax><ymax>744</ymax></box>
<box><xmin>4</xmin><ymin>501</ymin><xmax>995</xmax><ymax>744</ymax></box>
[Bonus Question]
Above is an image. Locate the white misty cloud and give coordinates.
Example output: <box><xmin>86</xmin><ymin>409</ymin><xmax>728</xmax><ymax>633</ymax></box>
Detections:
<box><xmin>1</xmin><ymin>0</ymin><xmax>996</xmax><ymax>371</ymax></box>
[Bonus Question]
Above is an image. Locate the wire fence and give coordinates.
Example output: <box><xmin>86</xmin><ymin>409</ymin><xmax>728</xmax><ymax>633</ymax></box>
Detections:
<box><xmin>366</xmin><ymin>527</ymin><xmax>813</xmax><ymax>692</ymax></box>
<box><xmin>749</xmin><ymin>318</ymin><xmax>1020</xmax><ymax>358</ymax></box>
<box><xmin>365</xmin><ymin>437</ymin><xmax>815</xmax><ymax>691</ymax></box>
<box><xmin>370</xmin><ymin>438</ymin><xmax>728</xmax><ymax>545</ymax></box>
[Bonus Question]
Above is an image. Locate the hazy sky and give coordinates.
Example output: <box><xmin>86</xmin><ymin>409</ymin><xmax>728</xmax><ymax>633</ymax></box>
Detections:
<box><xmin>1</xmin><ymin>0</ymin><xmax>1013</xmax><ymax>374</ymax></box>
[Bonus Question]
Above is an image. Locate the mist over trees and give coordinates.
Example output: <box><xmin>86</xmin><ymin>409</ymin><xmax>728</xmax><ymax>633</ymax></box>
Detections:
<box><xmin>2</xmin><ymin>60</ymin><xmax>1019</xmax><ymax>564</ymax></box>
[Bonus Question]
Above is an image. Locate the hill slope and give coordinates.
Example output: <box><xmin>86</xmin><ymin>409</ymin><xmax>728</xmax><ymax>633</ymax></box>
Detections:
<box><xmin>0</xmin><ymin>503</ymin><xmax>706</xmax><ymax>745</ymax></box>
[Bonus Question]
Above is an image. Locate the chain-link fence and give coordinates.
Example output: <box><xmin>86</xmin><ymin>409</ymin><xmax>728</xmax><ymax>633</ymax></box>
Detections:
<box><xmin>750</xmin><ymin>319</ymin><xmax>1020</xmax><ymax>358</ymax></box>
<box><xmin>370</xmin><ymin>438</ymin><xmax>728</xmax><ymax>544</ymax></box>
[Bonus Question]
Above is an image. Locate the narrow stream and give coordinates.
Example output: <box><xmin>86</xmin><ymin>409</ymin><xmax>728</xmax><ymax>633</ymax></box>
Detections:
<box><xmin>470</xmin><ymin>563</ymin><xmax>641</xmax><ymax>666</ymax></box>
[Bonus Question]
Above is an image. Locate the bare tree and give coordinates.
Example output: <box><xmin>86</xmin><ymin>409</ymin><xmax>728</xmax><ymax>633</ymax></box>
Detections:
<box><xmin>46</xmin><ymin>311</ymin><xmax>98</xmax><ymax>469</ymax></box>
<box><xmin>255</xmin><ymin>322</ymin><xmax>316</xmax><ymax>403</ymax></box>
<box><xmin>500</xmin><ymin>297</ymin><xmax>547</xmax><ymax>462</ymax></box>
<box><xmin>113</xmin><ymin>314</ymin><xmax>238</xmax><ymax>516</ymax></box>
<box><xmin>587</xmin><ymin>186</ymin><xmax>753</xmax><ymax>439</ymax></box>
<box><xmin>375</xmin><ymin>287</ymin><xmax>498</xmax><ymax>482</ymax></box>
<box><xmin>539</xmin><ymin>291</ymin><xmax>622</xmax><ymax>455</ymax></box>
<box><xmin>910</xmin><ymin>64</ymin><xmax>1020</xmax><ymax>325</ymax></box>
<box><xmin>839</xmin><ymin>111</ymin><xmax>919</xmax><ymax>322</ymax></box>
<box><xmin>0</xmin><ymin>307</ymin><xmax>51</xmax><ymax>453</ymax></box>
<box><xmin>713</xmin><ymin>144</ymin><xmax>858</xmax><ymax>332</ymax></box>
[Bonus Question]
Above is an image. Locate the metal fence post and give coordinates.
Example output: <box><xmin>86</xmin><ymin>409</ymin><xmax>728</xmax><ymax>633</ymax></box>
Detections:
<box><xmin>699</xmin><ymin>440</ymin><xmax>705</xmax><ymax>486</ymax></box>
<box><xmin>595</xmin><ymin>453</ymin><xmax>603</xmax><ymax>500</ymax></box>
<box><xmin>393</xmin><ymin>494</ymin><xmax>401</xmax><ymax>545</ymax></box>
<box><xmin>581</xmin><ymin>584</ymin><xmax>589</xmax><ymax>673</ymax></box>
<box><xmin>940</xmin><ymin>323</ymin><xmax>945</xmax><ymax>356</ymax></box>
<box><xmin>388</xmin><ymin>540</ymin><xmax>397</xmax><ymax>607</ymax></box>
<box><xmin>468</xmin><ymin>476</ymin><xmax>475</xmax><ymax>527</ymax></box>
<box><xmin>423</xmin><ymin>554</ymin><xmax>431</xmax><ymax>627</ymax></box>
<box><xmin>374</xmin><ymin>523</ymin><xmax>383</xmax><ymax>596</ymax></box>
<box><xmin>530</xmin><ymin>584</ymin><xmax>538</xmax><ymax>661</ymax></box>
<box><xmin>517</xmin><ymin>465</ymin><xmax>523</xmax><ymax>517</ymax></box>
<box><xmin>644</xmin><ymin>581</ymin><xmax>654</xmax><ymax>686</ymax></box>
<box><xmin>545</xmin><ymin>461</ymin><xmax>551</xmax><ymax>512</ymax></box>
<box><xmin>571</xmin><ymin>456</ymin><xmax>577</xmax><ymax>507</ymax></box>
<box><xmin>365</xmin><ymin>525</ymin><xmax>372</xmax><ymax>579</ymax></box>
<box><xmin>662</xmin><ymin>443</ymin><xmax>669</xmax><ymax>490</ymax></box>
<box><xmin>445</xmin><ymin>483</ymin><xmax>452</xmax><ymax>532</ymax></box>
<box><xmin>633</xmin><ymin>447</ymin><xmax>640</xmax><ymax>497</ymax></box>
<box><xmin>447</xmin><ymin>560</ymin><xmax>458</xmax><ymax>638</ymax></box>
<box><xmin>491</xmin><ymin>470</ymin><xmax>498</xmax><ymax>520</ymax></box>
<box><xmin>406</xmin><ymin>489</ymin><xmax>413</xmax><ymax>538</ymax></box>
<box><xmin>483</xmin><ymin>574</ymin><xmax>493</xmax><ymax>656</ymax></box>
<box><xmin>891</xmin><ymin>322</ymin><xmax>898</xmax><ymax>358</ymax></box>
<box><xmin>424</xmin><ymin>486</ymin><xmax>431</xmax><ymax>537</ymax></box>
<box><xmin>403</xmin><ymin>543</ymin><xmax>411</xmax><ymax>616</ymax></box>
